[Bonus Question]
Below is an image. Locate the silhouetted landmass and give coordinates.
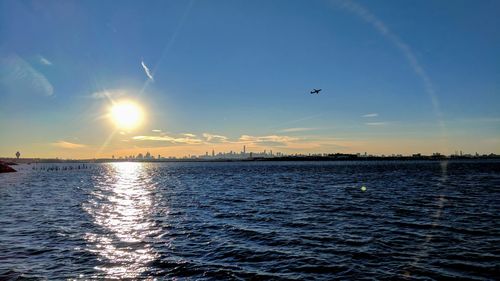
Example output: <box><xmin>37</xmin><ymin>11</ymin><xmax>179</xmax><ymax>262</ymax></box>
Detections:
<box><xmin>0</xmin><ymin>161</ymin><xmax>17</xmax><ymax>173</ymax></box>
<box><xmin>253</xmin><ymin>153</ymin><xmax>498</xmax><ymax>161</ymax></box>
<box><xmin>1</xmin><ymin>153</ymin><xmax>499</xmax><ymax>164</ymax></box>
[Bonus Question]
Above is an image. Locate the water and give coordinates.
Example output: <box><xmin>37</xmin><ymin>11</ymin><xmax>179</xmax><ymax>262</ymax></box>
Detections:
<box><xmin>0</xmin><ymin>161</ymin><xmax>499</xmax><ymax>280</ymax></box>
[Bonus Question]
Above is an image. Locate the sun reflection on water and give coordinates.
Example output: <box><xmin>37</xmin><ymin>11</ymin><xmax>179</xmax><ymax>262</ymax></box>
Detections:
<box><xmin>83</xmin><ymin>162</ymin><xmax>159</xmax><ymax>279</ymax></box>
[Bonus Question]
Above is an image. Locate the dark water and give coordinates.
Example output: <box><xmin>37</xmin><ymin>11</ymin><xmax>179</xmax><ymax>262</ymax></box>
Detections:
<box><xmin>0</xmin><ymin>161</ymin><xmax>499</xmax><ymax>280</ymax></box>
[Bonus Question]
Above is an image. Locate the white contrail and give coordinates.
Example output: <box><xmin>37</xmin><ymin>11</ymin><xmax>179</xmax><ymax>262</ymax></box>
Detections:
<box><xmin>39</xmin><ymin>55</ymin><xmax>52</xmax><ymax>65</ymax></box>
<box><xmin>141</xmin><ymin>60</ymin><xmax>154</xmax><ymax>81</ymax></box>
<box><xmin>137</xmin><ymin>0</ymin><xmax>194</xmax><ymax>97</ymax></box>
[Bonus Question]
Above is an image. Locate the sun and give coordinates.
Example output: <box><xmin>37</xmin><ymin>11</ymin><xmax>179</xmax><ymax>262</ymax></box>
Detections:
<box><xmin>110</xmin><ymin>101</ymin><xmax>144</xmax><ymax>130</ymax></box>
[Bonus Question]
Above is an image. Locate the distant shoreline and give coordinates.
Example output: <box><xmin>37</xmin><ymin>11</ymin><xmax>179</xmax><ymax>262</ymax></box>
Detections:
<box><xmin>2</xmin><ymin>155</ymin><xmax>499</xmax><ymax>164</ymax></box>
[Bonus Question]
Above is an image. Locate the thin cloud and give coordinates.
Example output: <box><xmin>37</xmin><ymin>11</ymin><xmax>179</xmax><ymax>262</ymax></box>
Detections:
<box><xmin>141</xmin><ymin>60</ymin><xmax>154</xmax><ymax>81</ymax></box>
<box><xmin>239</xmin><ymin>135</ymin><xmax>299</xmax><ymax>144</ymax></box>
<box><xmin>0</xmin><ymin>54</ymin><xmax>53</xmax><ymax>96</ymax></box>
<box><xmin>237</xmin><ymin>135</ymin><xmax>300</xmax><ymax>147</ymax></box>
<box><xmin>38</xmin><ymin>55</ymin><xmax>52</xmax><ymax>66</ymax></box>
<box><xmin>52</xmin><ymin>141</ymin><xmax>86</xmax><ymax>149</ymax></box>
<box><xmin>362</xmin><ymin>113</ymin><xmax>378</xmax><ymax>118</ymax></box>
<box><xmin>279</xmin><ymin>127</ymin><xmax>318</xmax><ymax>133</ymax></box>
<box><xmin>133</xmin><ymin>136</ymin><xmax>172</xmax><ymax>142</ymax></box>
<box><xmin>152</xmin><ymin>129</ymin><xmax>162</xmax><ymax>133</ymax></box>
<box><xmin>203</xmin><ymin>133</ymin><xmax>228</xmax><ymax>143</ymax></box>
<box><xmin>133</xmin><ymin>135</ymin><xmax>202</xmax><ymax>144</ymax></box>
<box><xmin>130</xmin><ymin>132</ymin><xmax>363</xmax><ymax>152</ymax></box>
<box><xmin>365</xmin><ymin>122</ymin><xmax>386</xmax><ymax>126</ymax></box>
<box><xmin>134</xmin><ymin>133</ymin><xmax>302</xmax><ymax>147</ymax></box>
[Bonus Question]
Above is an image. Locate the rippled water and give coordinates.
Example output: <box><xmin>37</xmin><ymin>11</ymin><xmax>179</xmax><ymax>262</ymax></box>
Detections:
<box><xmin>0</xmin><ymin>161</ymin><xmax>499</xmax><ymax>280</ymax></box>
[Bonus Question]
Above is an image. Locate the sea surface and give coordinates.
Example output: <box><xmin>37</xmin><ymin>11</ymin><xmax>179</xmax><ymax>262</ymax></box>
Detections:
<box><xmin>0</xmin><ymin>161</ymin><xmax>499</xmax><ymax>280</ymax></box>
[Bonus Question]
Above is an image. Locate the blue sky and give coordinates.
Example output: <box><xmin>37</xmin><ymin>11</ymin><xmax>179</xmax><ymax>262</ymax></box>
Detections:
<box><xmin>0</xmin><ymin>0</ymin><xmax>499</xmax><ymax>158</ymax></box>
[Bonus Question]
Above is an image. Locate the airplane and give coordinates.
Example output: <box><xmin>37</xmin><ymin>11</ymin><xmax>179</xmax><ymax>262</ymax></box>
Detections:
<box><xmin>310</xmin><ymin>88</ymin><xmax>322</xmax><ymax>94</ymax></box>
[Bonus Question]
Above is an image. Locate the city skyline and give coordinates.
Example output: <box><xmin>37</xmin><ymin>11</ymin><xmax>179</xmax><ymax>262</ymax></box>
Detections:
<box><xmin>1</xmin><ymin>0</ymin><xmax>499</xmax><ymax>159</ymax></box>
<box><xmin>3</xmin><ymin>145</ymin><xmax>497</xmax><ymax>162</ymax></box>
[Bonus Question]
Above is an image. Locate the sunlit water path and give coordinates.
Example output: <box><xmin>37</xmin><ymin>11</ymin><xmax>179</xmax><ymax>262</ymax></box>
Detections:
<box><xmin>0</xmin><ymin>161</ymin><xmax>499</xmax><ymax>280</ymax></box>
<box><xmin>83</xmin><ymin>163</ymin><xmax>160</xmax><ymax>278</ymax></box>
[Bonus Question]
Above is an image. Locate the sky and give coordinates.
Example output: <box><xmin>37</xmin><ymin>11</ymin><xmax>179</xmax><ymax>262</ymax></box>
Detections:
<box><xmin>0</xmin><ymin>0</ymin><xmax>499</xmax><ymax>159</ymax></box>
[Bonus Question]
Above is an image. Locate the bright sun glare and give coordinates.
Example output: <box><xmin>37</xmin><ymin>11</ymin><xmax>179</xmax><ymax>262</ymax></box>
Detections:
<box><xmin>110</xmin><ymin>101</ymin><xmax>143</xmax><ymax>130</ymax></box>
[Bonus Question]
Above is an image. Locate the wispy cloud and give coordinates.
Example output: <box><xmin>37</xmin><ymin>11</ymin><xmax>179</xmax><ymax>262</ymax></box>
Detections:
<box><xmin>152</xmin><ymin>129</ymin><xmax>162</xmax><ymax>133</ymax></box>
<box><xmin>133</xmin><ymin>135</ymin><xmax>202</xmax><ymax>144</ymax></box>
<box><xmin>0</xmin><ymin>54</ymin><xmax>53</xmax><ymax>96</ymax></box>
<box><xmin>141</xmin><ymin>60</ymin><xmax>154</xmax><ymax>81</ymax></box>
<box><xmin>38</xmin><ymin>55</ymin><xmax>52</xmax><ymax>66</ymax></box>
<box><xmin>239</xmin><ymin>135</ymin><xmax>299</xmax><ymax>146</ymax></box>
<box><xmin>133</xmin><ymin>132</ymin><xmax>301</xmax><ymax>147</ymax></box>
<box><xmin>202</xmin><ymin>133</ymin><xmax>228</xmax><ymax>143</ymax></box>
<box><xmin>279</xmin><ymin>127</ymin><xmax>318</xmax><ymax>133</ymax></box>
<box><xmin>51</xmin><ymin>141</ymin><xmax>86</xmax><ymax>149</ymax></box>
<box><xmin>127</xmin><ymin>132</ymin><xmax>367</xmax><ymax>155</ymax></box>
<box><xmin>362</xmin><ymin>113</ymin><xmax>378</xmax><ymax>118</ymax></box>
<box><xmin>365</xmin><ymin>122</ymin><xmax>386</xmax><ymax>126</ymax></box>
